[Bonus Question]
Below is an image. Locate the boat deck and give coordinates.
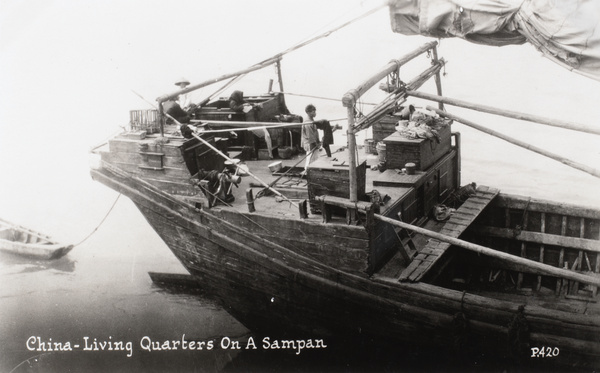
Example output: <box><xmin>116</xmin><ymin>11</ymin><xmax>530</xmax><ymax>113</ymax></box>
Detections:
<box><xmin>210</xmin><ymin>144</ymin><xmax>412</xmax><ymax>222</ymax></box>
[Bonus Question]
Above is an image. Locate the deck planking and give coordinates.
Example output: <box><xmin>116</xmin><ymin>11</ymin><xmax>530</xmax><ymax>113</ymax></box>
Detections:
<box><xmin>399</xmin><ymin>185</ymin><xmax>500</xmax><ymax>282</ymax></box>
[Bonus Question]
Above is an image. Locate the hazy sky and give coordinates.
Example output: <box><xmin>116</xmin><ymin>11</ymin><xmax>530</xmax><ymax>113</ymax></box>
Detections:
<box><xmin>0</xmin><ymin>0</ymin><xmax>598</xmax><ymax>235</ymax></box>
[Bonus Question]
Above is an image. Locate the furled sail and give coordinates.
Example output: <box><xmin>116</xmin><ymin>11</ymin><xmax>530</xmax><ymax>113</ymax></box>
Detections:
<box><xmin>388</xmin><ymin>0</ymin><xmax>600</xmax><ymax>82</ymax></box>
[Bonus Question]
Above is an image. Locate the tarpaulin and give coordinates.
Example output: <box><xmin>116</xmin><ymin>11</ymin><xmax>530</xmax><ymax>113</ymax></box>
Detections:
<box><xmin>389</xmin><ymin>0</ymin><xmax>600</xmax><ymax>81</ymax></box>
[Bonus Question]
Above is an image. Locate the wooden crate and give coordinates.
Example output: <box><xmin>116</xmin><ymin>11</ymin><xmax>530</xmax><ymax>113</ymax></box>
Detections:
<box><xmin>383</xmin><ymin>125</ymin><xmax>451</xmax><ymax>170</ymax></box>
<box><xmin>307</xmin><ymin>159</ymin><xmax>367</xmax><ymax>211</ymax></box>
<box><xmin>372</xmin><ymin>114</ymin><xmax>402</xmax><ymax>143</ymax></box>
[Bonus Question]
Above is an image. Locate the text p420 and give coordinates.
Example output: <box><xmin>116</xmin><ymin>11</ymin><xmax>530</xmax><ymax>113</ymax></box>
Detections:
<box><xmin>531</xmin><ymin>347</ymin><xmax>559</xmax><ymax>358</ymax></box>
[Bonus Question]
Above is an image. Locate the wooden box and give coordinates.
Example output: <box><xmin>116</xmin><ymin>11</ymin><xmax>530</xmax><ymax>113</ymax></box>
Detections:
<box><xmin>307</xmin><ymin>159</ymin><xmax>367</xmax><ymax>210</ymax></box>
<box><xmin>372</xmin><ymin>114</ymin><xmax>402</xmax><ymax>144</ymax></box>
<box><xmin>383</xmin><ymin>125</ymin><xmax>451</xmax><ymax>170</ymax></box>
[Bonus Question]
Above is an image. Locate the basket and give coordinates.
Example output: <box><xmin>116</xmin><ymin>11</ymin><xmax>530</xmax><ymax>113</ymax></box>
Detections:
<box><xmin>268</xmin><ymin>161</ymin><xmax>282</xmax><ymax>173</ymax></box>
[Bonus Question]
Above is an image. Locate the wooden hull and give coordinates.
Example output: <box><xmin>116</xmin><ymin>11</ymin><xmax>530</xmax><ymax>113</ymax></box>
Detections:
<box><xmin>0</xmin><ymin>219</ymin><xmax>73</xmax><ymax>260</ymax></box>
<box><xmin>91</xmin><ymin>167</ymin><xmax>600</xmax><ymax>370</ymax></box>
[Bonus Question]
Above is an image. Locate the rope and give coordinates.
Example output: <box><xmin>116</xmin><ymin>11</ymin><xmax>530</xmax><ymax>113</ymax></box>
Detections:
<box><xmin>73</xmin><ymin>193</ymin><xmax>121</xmax><ymax>247</ymax></box>
<box><xmin>272</xmin><ymin>91</ymin><xmax>378</xmax><ymax>105</ymax></box>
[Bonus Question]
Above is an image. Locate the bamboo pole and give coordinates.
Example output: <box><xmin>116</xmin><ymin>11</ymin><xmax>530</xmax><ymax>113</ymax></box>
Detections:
<box><xmin>431</xmin><ymin>47</ymin><xmax>444</xmax><ymax>111</ymax></box>
<box><xmin>427</xmin><ymin>106</ymin><xmax>600</xmax><ymax>179</ymax></box>
<box><xmin>353</xmin><ymin>58</ymin><xmax>445</xmax><ymax>132</ymax></box>
<box><xmin>346</xmin><ymin>106</ymin><xmax>358</xmax><ymax>203</ymax></box>
<box><xmin>374</xmin><ymin>213</ymin><xmax>600</xmax><ymax>287</ymax></box>
<box><xmin>276</xmin><ymin>60</ymin><xmax>284</xmax><ymax>93</ymax></box>
<box><xmin>408</xmin><ymin>90</ymin><xmax>600</xmax><ymax>136</ymax></box>
<box><xmin>342</xmin><ymin>41</ymin><xmax>438</xmax><ymax>107</ymax></box>
<box><xmin>157</xmin><ymin>57</ymin><xmax>282</xmax><ymax>104</ymax></box>
<box><xmin>190</xmin><ymin>119</ymin><xmax>342</xmax><ymax>130</ymax></box>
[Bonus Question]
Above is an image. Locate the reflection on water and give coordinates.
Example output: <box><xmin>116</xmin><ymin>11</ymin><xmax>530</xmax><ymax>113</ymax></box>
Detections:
<box><xmin>0</xmin><ymin>251</ymin><xmax>77</xmax><ymax>274</ymax></box>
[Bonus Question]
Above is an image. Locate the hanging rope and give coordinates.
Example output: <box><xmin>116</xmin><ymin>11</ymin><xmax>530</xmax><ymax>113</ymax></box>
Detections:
<box><xmin>73</xmin><ymin>193</ymin><xmax>121</xmax><ymax>247</ymax></box>
<box><xmin>272</xmin><ymin>91</ymin><xmax>378</xmax><ymax>105</ymax></box>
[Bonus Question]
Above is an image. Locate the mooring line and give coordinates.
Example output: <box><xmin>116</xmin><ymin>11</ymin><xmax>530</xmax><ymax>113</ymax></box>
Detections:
<box><xmin>73</xmin><ymin>193</ymin><xmax>122</xmax><ymax>247</ymax></box>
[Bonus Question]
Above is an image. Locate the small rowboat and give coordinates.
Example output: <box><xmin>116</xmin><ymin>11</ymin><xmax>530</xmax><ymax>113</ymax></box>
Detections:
<box><xmin>0</xmin><ymin>218</ymin><xmax>73</xmax><ymax>260</ymax></box>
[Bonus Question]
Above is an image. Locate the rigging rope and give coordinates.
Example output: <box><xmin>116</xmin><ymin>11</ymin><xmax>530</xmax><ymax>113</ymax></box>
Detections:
<box><xmin>255</xmin><ymin>2</ymin><xmax>388</xmax><ymax>66</ymax></box>
<box><xmin>272</xmin><ymin>91</ymin><xmax>377</xmax><ymax>105</ymax></box>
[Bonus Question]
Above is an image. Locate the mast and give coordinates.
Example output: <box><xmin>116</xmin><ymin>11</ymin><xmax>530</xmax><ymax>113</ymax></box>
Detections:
<box><xmin>276</xmin><ymin>60</ymin><xmax>284</xmax><ymax>93</ymax></box>
<box><xmin>346</xmin><ymin>107</ymin><xmax>358</xmax><ymax>202</ymax></box>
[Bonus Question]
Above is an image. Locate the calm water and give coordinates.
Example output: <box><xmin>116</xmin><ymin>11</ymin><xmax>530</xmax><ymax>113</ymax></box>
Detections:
<box><xmin>2</xmin><ymin>1</ymin><xmax>600</xmax><ymax>372</ymax></box>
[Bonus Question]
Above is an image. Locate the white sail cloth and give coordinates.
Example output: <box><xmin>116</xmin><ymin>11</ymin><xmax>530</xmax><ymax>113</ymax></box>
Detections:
<box><xmin>389</xmin><ymin>0</ymin><xmax>600</xmax><ymax>81</ymax></box>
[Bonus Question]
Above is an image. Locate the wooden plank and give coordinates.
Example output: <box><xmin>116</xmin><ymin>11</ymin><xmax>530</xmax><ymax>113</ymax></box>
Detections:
<box><xmin>401</xmin><ymin>186</ymin><xmax>500</xmax><ymax>282</ymax></box>
<box><xmin>213</xmin><ymin>208</ymin><xmax>369</xmax><ymax>241</ymax></box>
<box><xmin>517</xmin><ymin>242</ymin><xmax>526</xmax><ymax>290</ymax></box>
<box><xmin>470</xmin><ymin>226</ymin><xmax>600</xmax><ymax>253</ymax></box>
<box><xmin>393</xmin><ymin>230</ymin><xmax>412</xmax><ymax>263</ymax></box>
<box><xmin>492</xmin><ymin>194</ymin><xmax>600</xmax><ymax>220</ymax></box>
<box><xmin>557</xmin><ymin>217</ymin><xmax>567</xmax><ymax>295</ymax></box>
<box><xmin>536</xmin><ymin>212</ymin><xmax>546</xmax><ymax>292</ymax></box>
<box><xmin>595</xmin><ymin>253</ymin><xmax>600</xmax><ymax>297</ymax></box>
<box><xmin>518</xmin><ymin>211</ymin><xmax>529</xmax><ymax>290</ymax></box>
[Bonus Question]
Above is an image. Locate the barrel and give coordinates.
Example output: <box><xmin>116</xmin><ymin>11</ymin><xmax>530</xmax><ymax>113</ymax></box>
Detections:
<box><xmin>376</xmin><ymin>142</ymin><xmax>386</xmax><ymax>164</ymax></box>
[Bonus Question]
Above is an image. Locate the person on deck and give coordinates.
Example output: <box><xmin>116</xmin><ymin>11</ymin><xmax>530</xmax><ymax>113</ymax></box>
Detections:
<box><xmin>163</xmin><ymin>96</ymin><xmax>194</xmax><ymax>139</ymax></box>
<box><xmin>175</xmin><ymin>78</ymin><xmax>192</xmax><ymax>109</ymax></box>
<box><xmin>229</xmin><ymin>90</ymin><xmax>251</xmax><ymax>112</ymax></box>
<box><xmin>302</xmin><ymin>104</ymin><xmax>321</xmax><ymax>165</ymax></box>
<box><xmin>305</xmin><ymin>104</ymin><xmax>335</xmax><ymax>157</ymax></box>
<box><xmin>229</xmin><ymin>90</ymin><xmax>271</xmax><ymax>158</ymax></box>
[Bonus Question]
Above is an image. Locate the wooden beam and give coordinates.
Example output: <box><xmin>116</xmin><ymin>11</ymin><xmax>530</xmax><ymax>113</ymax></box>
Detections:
<box><xmin>471</xmin><ymin>226</ymin><xmax>600</xmax><ymax>253</ymax></box>
<box><xmin>374</xmin><ymin>213</ymin><xmax>600</xmax><ymax>287</ymax></box>
<box><xmin>536</xmin><ymin>212</ymin><xmax>546</xmax><ymax>291</ymax></box>
<box><xmin>314</xmin><ymin>195</ymin><xmax>373</xmax><ymax>212</ymax></box>
<box><xmin>353</xmin><ymin>59</ymin><xmax>445</xmax><ymax>132</ymax></box>
<box><xmin>431</xmin><ymin>46</ymin><xmax>444</xmax><ymax>111</ymax></box>
<box><xmin>342</xmin><ymin>41</ymin><xmax>438</xmax><ymax>107</ymax></box>
<box><xmin>157</xmin><ymin>56</ymin><xmax>282</xmax><ymax>103</ymax></box>
<box><xmin>492</xmin><ymin>193</ymin><xmax>600</xmax><ymax>220</ymax></box>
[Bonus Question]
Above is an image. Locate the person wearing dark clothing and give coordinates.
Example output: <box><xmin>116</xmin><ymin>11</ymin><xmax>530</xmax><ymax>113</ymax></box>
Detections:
<box><xmin>179</xmin><ymin>124</ymin><xmax>194</xmax><ymax>139</ymax></box>
<box><xmin>163</xmin><ymin>97</ymin><xmax>193</xmax><ymax>138</ymax></box>
<box><xmin>163</xmin><ymin>98</ymin><xmax>190</xmax><ymax>124</ymax></box>
<box><xmin>305</xmin><ymin>104</ymin><xmax>335</xmax><ymax>157</ymax></box>
<box><xmin>229</xmin><ymin>90</ymin><xmax>248</xmax><ymax>112</ymax></box>
<box><xmin>229</xmin><ymin>90</ymin><xmax>270</xmax><ymax>158</ymax></box>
